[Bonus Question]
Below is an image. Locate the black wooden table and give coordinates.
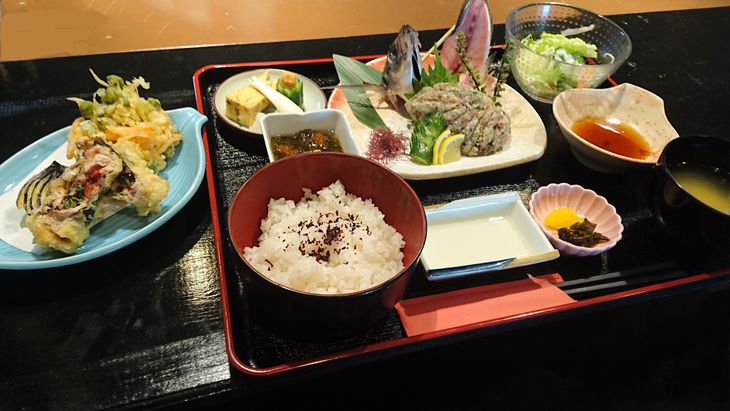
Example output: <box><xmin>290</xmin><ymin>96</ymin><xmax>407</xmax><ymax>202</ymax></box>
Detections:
<box><xmin>2</xmin><ymin>7</ymin><xmax>730</xmax><ymax>410</ymax></box>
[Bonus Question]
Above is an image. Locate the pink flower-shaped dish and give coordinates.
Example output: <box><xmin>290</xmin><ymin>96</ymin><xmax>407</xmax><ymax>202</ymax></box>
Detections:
<box><xmin>529</xmin><ymin>183</ymin><xmax>624</xmax><ymax>257</ymax></box>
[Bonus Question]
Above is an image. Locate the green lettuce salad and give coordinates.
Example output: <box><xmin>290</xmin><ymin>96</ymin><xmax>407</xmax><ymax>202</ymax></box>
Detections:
<box><xmin>522</xmin><ymin>33</ymin><xmax>598</xmax><ymax>64</ymax></box>
<box><xmin>513</xmin><ymin>32</ymin><xmax>601</xmax><ymax>97</ymax></box>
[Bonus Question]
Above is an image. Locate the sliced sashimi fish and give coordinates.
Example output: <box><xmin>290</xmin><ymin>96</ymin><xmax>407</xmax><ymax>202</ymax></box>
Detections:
<box><xmin>440</xmin><ymin>0</ymin><xmax>493</xmax><ymax>75</ymax></box>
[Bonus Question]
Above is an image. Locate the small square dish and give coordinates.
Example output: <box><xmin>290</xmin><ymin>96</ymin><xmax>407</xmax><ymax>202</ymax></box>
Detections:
<box><xmin>261</xmin><ymin>109</ymin><xmax>361</xmax><ymax>162</ymax></box>
<box><xmin>422</xmin><ymin>192</ymin><xmax>559</xmax><ymax>281</ymax></box>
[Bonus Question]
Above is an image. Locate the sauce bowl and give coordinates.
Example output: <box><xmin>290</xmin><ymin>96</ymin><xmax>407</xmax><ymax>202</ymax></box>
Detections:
<box><xmin>553</xmin><ymin>83</ymin><xmax>679</xmax><ymax>173</ymax></box>
<box><xmin>650</xmin><ymin>135</ymin><xmax>730</xmax><ymax>252</ymax></box>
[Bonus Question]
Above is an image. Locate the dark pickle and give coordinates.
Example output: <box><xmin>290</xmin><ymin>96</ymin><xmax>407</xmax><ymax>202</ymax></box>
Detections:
<box><xmin>271</xmin><ymin>129</ymin><xmax>343</xmax><ymax>160</ymax></box>
<box><xmin>558</xmin><ymin>218</ymin><xmax>610</xmax><ymax>247</ymax></box>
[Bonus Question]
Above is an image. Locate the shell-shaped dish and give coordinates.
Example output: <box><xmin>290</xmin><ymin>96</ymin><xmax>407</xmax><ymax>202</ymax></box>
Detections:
<box><xmin>529</xmin><ymin>183</ymin><xmax>623</xmax><ymax>256</ymax></box>
<box><xmin>552</xmin><ymin>83</ymin><xmax>679</xmax><ymax>173</ymax></box>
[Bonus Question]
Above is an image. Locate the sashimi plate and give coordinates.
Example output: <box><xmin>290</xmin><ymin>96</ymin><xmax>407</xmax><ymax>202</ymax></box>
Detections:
<box><xmin>327</xmin><ymin>56</ymin><xmax>547</xmax><ymax>180</ymax></box>
<box><xmin>0</xmin><ymin>107</ymin><xmax>207</xmax><ymax>270</ymax></box>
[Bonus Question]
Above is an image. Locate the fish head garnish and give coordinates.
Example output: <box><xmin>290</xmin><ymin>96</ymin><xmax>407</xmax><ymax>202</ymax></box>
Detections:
<box><xmin>382</xmin><ymin>24</ymin><xmax>423</xmax><ymax>107</ymax></box>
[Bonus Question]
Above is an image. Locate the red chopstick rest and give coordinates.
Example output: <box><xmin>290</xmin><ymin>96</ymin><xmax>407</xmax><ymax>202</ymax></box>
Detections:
<box><xmin>395</xmin><ymin>274</ymin><xmax>576</xmax><ymax>337</ymax></box>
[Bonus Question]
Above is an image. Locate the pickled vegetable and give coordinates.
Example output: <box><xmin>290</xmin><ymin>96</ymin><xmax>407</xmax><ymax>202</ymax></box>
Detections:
<box><xmin>276</xmin><ymin>72</ymin><xmax>304</xmax><ymax>109</ymax></box>
<box><xmin>544</xmin><ymin>207</ymin><xmax>583</xmax><ymax>229</ymax></box>
<box><xmin>558</xmin><ymin>218</ymin><xmax>610</xmax><ymax>247</ymax></box>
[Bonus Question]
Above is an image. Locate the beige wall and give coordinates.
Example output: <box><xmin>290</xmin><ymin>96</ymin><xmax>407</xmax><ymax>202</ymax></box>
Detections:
<box><xmin>1</xmin><ymin>0</ymin><xmax>728</xmax><ymax>61</ymax></box>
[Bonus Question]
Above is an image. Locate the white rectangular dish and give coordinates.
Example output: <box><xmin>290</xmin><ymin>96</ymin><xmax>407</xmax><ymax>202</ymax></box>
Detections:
<box><xmin>421</xmin><ymin>192</ymin><xmax>559</xmax><ymax>281</ymax></box>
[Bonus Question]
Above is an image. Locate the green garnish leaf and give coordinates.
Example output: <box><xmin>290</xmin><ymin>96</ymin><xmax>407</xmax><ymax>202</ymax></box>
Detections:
<box><xmin>342</xmin><ymin>87</ymin><xmax>387</xmax><ymax>129</ymax></box>
<box><xmin>409</xmin><ymin>49</ymin><xmax>459</xmax><ymax>98</ymax></box>
<box><xmin>333</xmin><ymin>54</ymin><xmax>387</xmax><ymax>129</ymax></box>
<box><xmin>333</xmin><ymin>54</ymin><xmax>383</xmax><ymax>87</ymax></box>
<box><xmin>409</xmin><ymin>113</ymin><xmax>448</xmax><ymax>164</ymax></box>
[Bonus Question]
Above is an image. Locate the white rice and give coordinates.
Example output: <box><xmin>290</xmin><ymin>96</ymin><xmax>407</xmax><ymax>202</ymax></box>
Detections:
<box><xmin>243</xmin><ymin>180</ymin><xmax>405</xmax><ymax>294</ymax></box>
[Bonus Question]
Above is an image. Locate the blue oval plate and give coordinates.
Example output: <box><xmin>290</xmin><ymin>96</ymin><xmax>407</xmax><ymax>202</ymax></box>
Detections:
<box><xmin>0</xmin><ymin>107</ymin><xmax>208</xmax><ymax>270</ymax></box>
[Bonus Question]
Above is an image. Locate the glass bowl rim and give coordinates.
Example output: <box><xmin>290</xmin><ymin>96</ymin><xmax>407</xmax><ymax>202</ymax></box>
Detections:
<box><xmin>505</xmin><ymin>1</ymin><xmax>633</xmax><ymax>69</ymax></box>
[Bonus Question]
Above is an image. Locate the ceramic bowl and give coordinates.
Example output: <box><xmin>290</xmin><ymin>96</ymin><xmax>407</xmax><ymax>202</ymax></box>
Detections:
<box><xmin>214</xmin><ymin>68</ymin><xmax>327</xmax><ymax>135</ymax></box>
<box><xmin>650</xmin><ymin>135</ymin><xmax>730</xmax><ymax>252</ymax></box>
<box><xmin>529</xmin><ymin>183</ymin><xmax>623</xmax><ymax>256</ymax></box>
<box><xmin>227</xmin><ymin>152</ymin><xmax>427</xmax><ymax>336</ymax></box>
<box><xmin>261</xmin><ymin>109</ymin><xmax>360</xmax><ymax>162</ymax></box>
<box><xmin>505</xmin><ymin>2</ymin><xmax>632</xmax><ymax>103</ymax></box>
<box><xmin>552</xmin><ymin>83</ymin><xmax>679</xmax><ymax>173</ymax></box>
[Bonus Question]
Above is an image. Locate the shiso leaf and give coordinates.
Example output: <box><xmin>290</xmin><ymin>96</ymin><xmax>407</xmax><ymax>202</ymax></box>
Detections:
<box><xmin>333</xmin><ymin>54</ymin><xmax>387</xmax><ymax>129</ymax></box>
<box><xmin>409</xmin><ymin>49</ymin><xmax>459</xmax><ymax>98</ymax></box>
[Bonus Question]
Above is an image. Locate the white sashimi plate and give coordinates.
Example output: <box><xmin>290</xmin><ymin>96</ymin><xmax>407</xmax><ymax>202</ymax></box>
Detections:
<box><xmin>422</xmin><ymin>192</ymin><xmax>559</xmax><ymax>281</ymax></box>
<box><xmin>327</xmin><ymin>56</ymin><xmax>547</xmax><ymax>180</ymax></box>
<box><xmin>0</xmin><ymin>107</ymin><xmax>208</xmax><ymax>270</ymax></box>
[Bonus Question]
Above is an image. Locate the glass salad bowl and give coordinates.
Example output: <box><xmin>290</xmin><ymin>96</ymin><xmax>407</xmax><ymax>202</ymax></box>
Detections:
<box><xmin>505</xmin><ymin>2</ymin><xmax>632</xmax><ymax>103</ymax></box>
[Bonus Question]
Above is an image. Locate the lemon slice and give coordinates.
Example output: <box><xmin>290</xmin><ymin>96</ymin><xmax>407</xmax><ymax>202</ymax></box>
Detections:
<box><xmin>437</xmin><ymin>133</ymin><xmax>464</xmax><ymax>165</ymax></box>
<box><xmin>431</xmin><ymin>129</ymin><xmax>452</xmax><ymax>165</ymax></box>
<box><xmin>544</xmin><ymin>207</ymin><xmax>583</xmax><ymax>229</ymax></box>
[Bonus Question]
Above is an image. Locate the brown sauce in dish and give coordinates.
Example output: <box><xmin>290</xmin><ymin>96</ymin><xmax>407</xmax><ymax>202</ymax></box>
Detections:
<box><xmin>571</xmin><ymin>117</ymin><xmax>651</xmax><ymax>159</ymax></box>
<box><xmin>271</xmin><ymin>129</ymin><xmax>343</xmax><ymax>160</ymax></box>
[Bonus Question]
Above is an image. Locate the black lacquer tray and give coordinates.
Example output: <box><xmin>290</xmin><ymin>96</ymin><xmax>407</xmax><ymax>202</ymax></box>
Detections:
<box><xmin>193</xmin><ymin>55</ymin><xmax>730</xmax><ymax>376</ymax></box>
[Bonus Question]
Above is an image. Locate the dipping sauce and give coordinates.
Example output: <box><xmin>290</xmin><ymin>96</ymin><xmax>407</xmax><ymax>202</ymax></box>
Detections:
<box><xmin>572</xmin><ymin>117</ymin><xmax>650</xmax><ymax>159</ymax></box>
<box><xmin>671</xmin><ymin>163</ymin><xmax>730</xmax><ymax>215</ymax></box>
<box><xmin>271</xmin><ymin>129</ymin><xmax>343</xmax><ymax>160</ymax></box>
